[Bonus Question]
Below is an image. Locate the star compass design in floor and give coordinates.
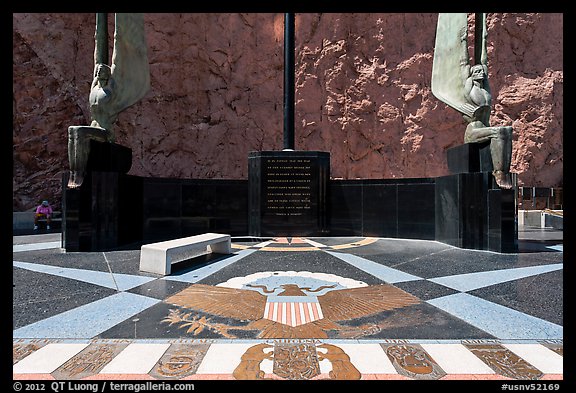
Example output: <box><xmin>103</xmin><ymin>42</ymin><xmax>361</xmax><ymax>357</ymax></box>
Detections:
<box><xmin>231</xmin><ymin>236</ymin><xmax>379</xmax><ymax>252</ymax></box>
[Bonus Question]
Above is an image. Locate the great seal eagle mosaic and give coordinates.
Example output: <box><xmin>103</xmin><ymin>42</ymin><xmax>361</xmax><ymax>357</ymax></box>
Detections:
<box><xmin>162</xmin><ymin>271</ymin><xmax>420</xmax><ymax>339</ymax></box>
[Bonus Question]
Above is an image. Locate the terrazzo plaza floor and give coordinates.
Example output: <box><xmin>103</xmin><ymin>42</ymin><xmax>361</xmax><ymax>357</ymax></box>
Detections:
<box><xmin>12</xmin><ymin>229</ymin><xmax>564</xmax><ymax>382</ymax></box>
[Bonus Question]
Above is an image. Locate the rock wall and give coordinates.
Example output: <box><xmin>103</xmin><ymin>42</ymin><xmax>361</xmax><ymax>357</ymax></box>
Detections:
<box><xmin>12</xmin><ymin>13</ymin><xmax>563</xmax><ymax>211</ymax></box>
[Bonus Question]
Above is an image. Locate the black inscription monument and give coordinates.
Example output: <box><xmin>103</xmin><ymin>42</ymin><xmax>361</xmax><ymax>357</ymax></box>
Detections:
<box><xmin>249</xmin><ymin>151</ymin><xmax>329</xmax><ymax>237</ymax></box>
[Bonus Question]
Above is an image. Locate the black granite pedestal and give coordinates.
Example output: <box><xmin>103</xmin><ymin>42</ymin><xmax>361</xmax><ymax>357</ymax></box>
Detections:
<box><xmin>62</xmin><ymin>171</ymin><xmax>143</xmax><ymax>252</ymax></box>
<box><xmin>436</xmin><ymin>143</ymin><xmax>517</xmax><ymax>253</ymax></box>
<box><xmin>248</xmin><ymin>150</ymin><xmax>330</xmax><ymax>237</ymax></box>
<box><xmin>446</xmin><ymin>141</ymin><xmax>493</xmax><ymax>174</ymax></box>
<box><xmin>62</xmin><ymin>140</ymin><xmax>140</xmax><ymax>252</ymax></box>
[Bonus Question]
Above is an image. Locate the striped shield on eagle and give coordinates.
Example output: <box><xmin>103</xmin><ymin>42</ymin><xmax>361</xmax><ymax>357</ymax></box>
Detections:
<box><xmin>254</xmin><ymin>283</ymin><xmax>332</xmax><ymax>327</ymax></box>
<box><xmin>264</xmin><ymin>296</ymin><xmax>323</xmax><ymax>326</ymax></box>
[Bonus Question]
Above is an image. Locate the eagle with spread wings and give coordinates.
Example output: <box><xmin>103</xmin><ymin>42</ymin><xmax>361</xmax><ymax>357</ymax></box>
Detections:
<box><xmin>162</xmin><ymin>282</ymin><xmax>420</xmax><ymax>339</ymax></box>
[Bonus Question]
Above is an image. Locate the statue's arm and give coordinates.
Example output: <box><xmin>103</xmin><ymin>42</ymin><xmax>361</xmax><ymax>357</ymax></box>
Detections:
<box><xmin>459</xmin><ymin>25</ymin><xmax>471</xmax><ymax>94</ymax></box>
<box><xmin>479</xmin><ymin>13</ymin><xmax>488</xmax><ymax>68</ymax></box>
<box><xmin>463</xmin><ymin>76</ymin><xmax>473</xmax><ymax>101</ymax></box>
<box><xmin>479</xmin><ymin>14</ymin><xmax>491</xmax><ymax>96</ymax></box>
<box><xmin>90</xmin><ymin>74</ymin><xmax>98</xmax><ymax>90</ymax></box>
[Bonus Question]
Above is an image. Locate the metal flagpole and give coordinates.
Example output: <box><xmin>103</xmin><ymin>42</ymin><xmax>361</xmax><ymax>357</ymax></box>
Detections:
<box><xmin>283</xmin><ymin>13</ymin><xmax>295</xmax><ymax>150</ymax></box>
<box><xmin>95</xmin><ymin>13</ymin><xmax>109</xmax><ymax>65</ymax></box>
<box><xmin>474</xmin><ymin>12</ymin><xmax>485</xmax><ymax>65</ymax></box>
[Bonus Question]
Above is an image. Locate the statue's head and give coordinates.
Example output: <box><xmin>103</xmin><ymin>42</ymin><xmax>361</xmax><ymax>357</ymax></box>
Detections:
<box><xmin>95</xmin><ymin>63</ymin><xmax>112</xmax><ymax>80</ymax></box>
<box><xmin>470</xmin><ymin>64</ymin><xmax>486</xmax><ymax>82</ymax></box>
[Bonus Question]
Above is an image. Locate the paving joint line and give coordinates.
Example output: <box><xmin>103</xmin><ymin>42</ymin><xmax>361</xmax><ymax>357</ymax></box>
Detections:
<box><xmin>102</xmin><ymin>252</ymin><xmax>120</xmax><ymax>292</ymax></box>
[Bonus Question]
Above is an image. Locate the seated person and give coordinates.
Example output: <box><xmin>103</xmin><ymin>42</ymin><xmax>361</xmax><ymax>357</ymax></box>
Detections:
<box><xmin>34</xmin><ymin>200</ymin><xmax>53</xmax><ymax>230</ymax></box>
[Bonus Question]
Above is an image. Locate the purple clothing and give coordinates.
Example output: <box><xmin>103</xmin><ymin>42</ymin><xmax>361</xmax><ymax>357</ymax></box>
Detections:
<box><xmin>36</xmin><ymin>205</ymin><xmax>53</xmax><ymax>216</ymax></box>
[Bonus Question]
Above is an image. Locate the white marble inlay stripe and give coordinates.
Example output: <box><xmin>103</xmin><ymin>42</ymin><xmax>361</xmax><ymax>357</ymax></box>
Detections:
<box><xmin>429</xmin><ymin>263</ymin><xmax>563</xmax><ymax>292</ymax></box>
<box><xmin>163</xmin><ymin>249</ymin><xmax>257</xmax><ymax>283</ymax></box>
<box><xmin>196</xmin><ymin>343</ymin><xmax>261</xmax><ymax>374</ymax></box>
<box><xmin>303</xmin><ymin>238</ymin><xmax>327</xmax><ymax>248</ymax></box>
<box><xmin>323</xmin><ymin>343</ymin><xmax>397</xmax><ymax>374</ymax></box>
<box><xmin>13</xmin><ymin>241</ymin><xmax>62</xmax><ymax>253</ymax></box>
<box><xmin>503</xmin><ymin>344</ymin><xmax>563</xmax><ymax>374</ymax></box>
<box><xmin>427</xmin><ymin>293</ymin><xmax>563</xmax><ymax>340</ymax></box>
<box><xmin>420</xmin><ymin>343</ymin><xmax>495</xmax><ymax>374</ymax></box>
<box><xmin>112</xmin><ymin>274</ymin><xmax>158</xmax><ymax>292</ymax></box>
<box><xmin>13</xmin><ymin>343</ymin><xmax>88</xmax><ymax>374</ymax></box>
<box><xmin>99</xmin><ymin>343</ymin><xmax>170</xmax><ymax>374</ymax></box>
<box><xmin>325</xmin><ymin>251</ymin><xmax>422</xmax><ymax>283</ymax></box>
<box><xmin>253</xmin><ymin>240</ymin><xmax>274</xmax><ymax>248</ymax></box>
<box><xmin>13</xmin><ymin>261</ymin><xmax>156</xmax><ymax>291</ymax></box>
<box><xmin>13</xmin><ymin>292</ymin><xmax>160</xmax><ymax>339</ymax></box>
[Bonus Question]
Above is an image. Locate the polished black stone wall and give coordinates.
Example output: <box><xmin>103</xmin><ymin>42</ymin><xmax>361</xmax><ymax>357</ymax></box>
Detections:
<box><xmin>63</xmin><ymin>141</ymin><xmax>248</xmax><ymax>251</ymax></box>
<box><xmin>142</xmin><ymin>178</ymin><xmax>248</xmax><ymax>242</ymax></box>
<box><xmin>64</xmin><ymin>172</ymin><xmax>515</xmax><ymax>252</ymax></box>
<box><xmin>63</xmin><ymin>142</ymin><xmax>517</xmax><ymax>253</ymax></box>
<box><xmin>64</xmin><ymin>174</ymin><xmax>249</xmax><ymax>252</ymax></box>
<box><xmin>329</xmin><ymin>179</ymin><xmax>436</xmax><ymax>239</ymax></box>
<box><xmin>248</xmin><ymin>151</ymin><xmax>330</xmax><ymax>237</ymax></box>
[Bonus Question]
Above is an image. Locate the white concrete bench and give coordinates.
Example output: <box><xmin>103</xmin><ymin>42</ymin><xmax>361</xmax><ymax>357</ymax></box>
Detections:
<box><xmin>139</xmin><ymin>233</ymin><xmax>232</xmax><ymax>275</ymax></box>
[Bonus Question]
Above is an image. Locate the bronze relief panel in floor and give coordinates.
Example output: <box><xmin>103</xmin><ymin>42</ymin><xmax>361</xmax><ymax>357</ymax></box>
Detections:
<box><xmin>464</xmin><ymin>344</ymin><xmax>544</xmax><ymax>380</ymax></box>
<box><xmin>233</xmin><ymin>342</ymin><xmax>361</xmax><ymax>380</ymax></box>
<box><xmin>150</xmin><ymin>343</ymin><xmax>210</xmax><ymax>379</ymax></box>
<box><xmin>381</xmin><ymin>343</ymin><xmax>446</xmax><ymax>380</ymax></box>
<box><xmin>52</xmin><ymin>343</ymin><xmax>130</xmax><ymax>380</ymax></box>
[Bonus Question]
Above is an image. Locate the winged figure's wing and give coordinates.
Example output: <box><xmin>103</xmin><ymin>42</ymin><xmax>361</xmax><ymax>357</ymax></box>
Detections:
<box><xmin>109</xmin><ymin>13</ymin><xmax>150</xmax><ymax>114</ymax></box>
<box><xmin>318</xmin><ymin>285</ymin><xmax>420</xmax><ymax>321</ymax></box>
<box><xmin>431</xmin><ymin>13</ymin><xmax>476</xmax><ymax>118</ymax></box>
<box><xmin>165</xmin><ymin>284</ymin><xmax>267</xmax><ymax>320</ymax></box>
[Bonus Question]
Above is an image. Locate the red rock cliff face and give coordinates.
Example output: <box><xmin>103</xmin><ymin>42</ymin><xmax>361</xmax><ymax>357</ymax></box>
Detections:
<box><xmin>12</xmin><ymin>13</ymin><xmax>563</xmax><ymax>211</ymax></box>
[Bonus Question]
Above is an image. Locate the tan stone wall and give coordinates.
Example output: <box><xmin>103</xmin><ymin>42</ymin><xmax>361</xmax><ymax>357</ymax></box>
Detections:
<box><xmin>12</xmin><ymin>13</ymin><xmax>563</xmax><ymax>211</ymax></box>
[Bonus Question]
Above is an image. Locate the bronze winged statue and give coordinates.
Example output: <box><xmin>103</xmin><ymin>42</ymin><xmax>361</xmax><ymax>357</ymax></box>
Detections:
<box><xmin>67</xmin><ymin>13</ymin><xmax>150</xmax><ymax>188</ymax></box>
<box><xmin>431</xmin><ymin>13</ymin><xmax>513</xmax><ymax>189</ymax></box>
